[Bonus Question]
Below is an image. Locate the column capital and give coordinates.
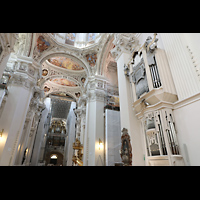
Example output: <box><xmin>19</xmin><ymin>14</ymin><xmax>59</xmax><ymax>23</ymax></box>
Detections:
<box><xmin>86</xmin><ymin>75</ymin><xmax>107</xmax><ymax>102</ymax></box>
<box><xmin>10</xmin><ymin>73</ymin><xmax>35</xmax><ymax>90</ymax></box>
<box><xmin>7</xmin><ymin>54</ymin><xmax>41</xmax><ymax>90</ymax></box>
<box><xmin>110</xmin><ymin>33</ymin><xmax>139</xmax><ymax>61</ymax></box>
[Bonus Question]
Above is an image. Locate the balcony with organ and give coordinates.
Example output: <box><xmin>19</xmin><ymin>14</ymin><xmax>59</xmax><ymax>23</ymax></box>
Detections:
<box><xmin>126</xmin><ymin>35</ymin><xmax>184</xmax><ymax>166</ymax></box>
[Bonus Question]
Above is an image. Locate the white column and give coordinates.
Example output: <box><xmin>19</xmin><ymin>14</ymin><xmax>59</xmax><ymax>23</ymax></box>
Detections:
<box><xmin>83</xmin><ymin>76</ymin><xmax>106</xmax><ymax>166</ymax></box>
<box><xmin>0</xmin><ymin>75</ymin><xmax>34</xmax><ymax>165</ymax></box>
<box><xmin>0</xmin><ymin>55</ymin><xmax>40</xmax><ymax>165</ymax></box>
<box><xmin>111</xmin><ymin>33</ymin><xmax>145</xmax><ymax>165</ymax></box>
<box><xmin>160</xmin><ymin>33</ymin><xmax>200</xmax><ymax>100</ymax></box>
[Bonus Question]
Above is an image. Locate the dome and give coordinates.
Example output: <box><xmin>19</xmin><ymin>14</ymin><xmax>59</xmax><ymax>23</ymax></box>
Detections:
<box><xmin>50</xmin><ymin>33</ymin><xmax>101</xmax><ymax>48</ymax></box>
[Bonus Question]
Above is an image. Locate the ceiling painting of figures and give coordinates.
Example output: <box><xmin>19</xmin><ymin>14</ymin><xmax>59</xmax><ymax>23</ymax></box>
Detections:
<box><xmin>50</xmin><ymin>78</ymin><xmax>78</xmax><ymax>87</ymax></box>
<box><xmin>48</xmin><ymin>57</ymin><xmax>84</xmax><ymax>71</ymax></box>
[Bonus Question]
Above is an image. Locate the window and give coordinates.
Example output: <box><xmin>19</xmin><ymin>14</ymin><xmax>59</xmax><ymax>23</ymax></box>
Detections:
<box><xmin>88</xmin><ymin>33</ymin><xmax>96</xmax><ymax>42</ymax></box>
<box><xmin>51</xmin><ymin>154</ymin><xmax>58</xmax><ymax>159</ymax></box>
<box><xmin>65</xmin><ymin>33</ymin><xmax>76</xmax><ymax>45</ymax></box>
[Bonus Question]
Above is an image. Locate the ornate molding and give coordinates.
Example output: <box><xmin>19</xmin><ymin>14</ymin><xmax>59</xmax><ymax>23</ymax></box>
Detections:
<box><xmin>0</xmin><ymin>33</ymin><xmax>18</xmax><ymax>66</ymax></box>
<box><xmin>110</xmin><ymin>33</ymin><xmax>139</xmax><ymax>61</ymax></box>
<box><xmin>40</xmin><ymin>60</ymin><xmax>87</xmax><ymax>88</ymax></box>
<box><xmin>13</xmin><ymin>33</ymin><xmax>33</xmax><ymax>57</ymax></box>
<box><xmin>11</xmin><ymin>73</ymin><xmax>35</xmax><ymax>89</ymax></box>
<box><xmin>87</xmin><ymin>86</ymin><xmax>106</xmax><ymax>102</ymax></box>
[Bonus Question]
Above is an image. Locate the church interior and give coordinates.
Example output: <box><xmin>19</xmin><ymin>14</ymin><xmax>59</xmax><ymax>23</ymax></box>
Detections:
<box><xmin>0</xmin><ymin>33</ymin><xmax>199</xmax><ymax>166</ymax></box>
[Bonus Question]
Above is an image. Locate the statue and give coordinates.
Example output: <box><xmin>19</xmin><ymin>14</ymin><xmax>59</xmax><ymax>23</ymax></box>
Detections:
<box><xmin>144</xmin><ymin>33</ymin><xmax>158</xmax><ymax>66</ymax></box>
<box><xmin>144</xmin><ymin>34</ymin><xmax>162</xmax><ymax>88</ymax></box>
<box><xmin>121</xmin><ymin>141</ymin><xmax>129</xmax><ymax>165</ymax></box>
<box><xmin>120</xmin><ymin>128</ymin><xmax>132</xmax><ymax>166</ymax></box>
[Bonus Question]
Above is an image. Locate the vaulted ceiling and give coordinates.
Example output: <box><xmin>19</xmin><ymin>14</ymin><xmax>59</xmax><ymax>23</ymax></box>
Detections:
<box><xmin>48</xmin><ymin>57</ymin><xmax>84</xmax><ymax>71</ymax></box>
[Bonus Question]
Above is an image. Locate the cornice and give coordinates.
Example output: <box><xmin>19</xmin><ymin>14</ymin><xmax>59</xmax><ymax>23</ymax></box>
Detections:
<box><xmin>135</xmin><ymin>91</ymin><xmax>200</xmax><ymax>119</ymax></box>
<box><xmin>110</xmin><ymin>33</ymin><xmax>140</xmax><ymax>61</ymax></box>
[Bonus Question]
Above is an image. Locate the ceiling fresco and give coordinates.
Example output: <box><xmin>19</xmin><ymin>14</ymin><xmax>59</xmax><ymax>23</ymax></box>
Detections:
<box><xmin>50</xmin><ymin>78</ymin><xmax>78</xmax><ymax>87</ymax></box>
<box><xmin>37</xmin><ymin>36</ymin><xmax>50</xmax><ymax>52</ymax></box>
<box><xmin>48</xmin><ymin>57</ymin><xmax>84</xmax><ymax>71</ymax></box>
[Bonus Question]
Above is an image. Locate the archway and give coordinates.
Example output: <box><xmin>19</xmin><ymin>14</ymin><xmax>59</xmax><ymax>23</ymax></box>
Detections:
<box><xmin>45</xmin><ymin>151</ymin><xmax>64</xmax><ymax>166</ymax></box>
<box><xmin>50</xmin><ymin>154</ymin><xmax>58</xmax><ymax>165</ymax></box>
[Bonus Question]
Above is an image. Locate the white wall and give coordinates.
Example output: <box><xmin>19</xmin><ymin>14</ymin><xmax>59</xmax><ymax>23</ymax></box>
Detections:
<box><xmin>160</xmin><ymin>33</ymin><xmax>200</xmax><ymax>101</ymax></box>
<box><xmin>173</xmin><ymin>99</ymin><xmax>200</xmax><ymax>166</ymax></box>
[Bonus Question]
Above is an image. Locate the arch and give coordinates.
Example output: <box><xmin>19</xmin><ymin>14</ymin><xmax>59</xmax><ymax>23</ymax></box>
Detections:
<box><xmin>39</xmin><ymin>52</ymin><xmax>91</xmax><ymax>77</ymax></box>
<box><xmin>50</xmin><ymin>154</ymin><xmax>58</xmax><ymax>159</ymax></box>
<box><xmin>42</xmin><ymin>74</ymin><xmax>83</xmax><ymax>88</ymax></box>
<box><xmin>97</xmin><ymin>35</ymin><xmax>115</xmax><ymax>76</ymax></box>
<box><xmin>45</xmin><ymin>151</ymin><xmax>64</xmax><ymax>166</ymax></box>
<box><xmin>45</xmin><ymin>90</ymin><xmax>77</xmax><ymax>102</ymax></box>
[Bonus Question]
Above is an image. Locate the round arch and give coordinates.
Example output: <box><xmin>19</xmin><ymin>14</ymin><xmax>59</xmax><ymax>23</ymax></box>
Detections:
<box><xmin>97</xmin><ymin>35</ymin><xmax>115</xmax><ymax>76</ymax></box>
<box><xmin>42</xmin><ymin>74</ymin><xmax>83</xmax><ymax>89</ymax></box>
<box><xmin>45</xmin><ymin>151</ymin><xmax>64</xmax><ymax>166</ymax></box>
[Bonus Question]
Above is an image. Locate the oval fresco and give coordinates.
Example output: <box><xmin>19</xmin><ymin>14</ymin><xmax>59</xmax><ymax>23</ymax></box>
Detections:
<box><xmin>48</xmin><ymin>57</ymin><xmax>84</xmax><ymax>71</ymax></box>
<box><xmin>50</xmin><ymin>78</ymin><xmax>78</xmax><ymax>87</ymax></box>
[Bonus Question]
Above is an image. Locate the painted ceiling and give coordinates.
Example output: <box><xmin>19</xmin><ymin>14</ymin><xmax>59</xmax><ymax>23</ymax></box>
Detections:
<box><xmin>48</xmin><ymin>57</ymin><xmax>84</xmax><ymax>71</ymax></box>
<box><xmin>50</xmin><ymin>78</ymin><xmax>78</xmax><ymax>87</ymax></box>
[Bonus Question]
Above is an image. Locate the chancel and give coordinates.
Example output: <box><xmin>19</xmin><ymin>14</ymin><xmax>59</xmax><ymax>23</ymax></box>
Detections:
<box><xmin>0</xmin><ymin>33</ymin><xmax>199</xmax><ymax>166</ymax></box>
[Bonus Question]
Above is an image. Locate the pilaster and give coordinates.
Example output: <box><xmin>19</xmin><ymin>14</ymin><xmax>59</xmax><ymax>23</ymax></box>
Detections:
<box><xmin>0</xmin><ymin>54</ymin><xmax>42</xmax><ymax>165</ymax></box>
<box><xmin>83</xmin><ymin>75</ymin><xmax>107</xmax><ymax>166</ymax></box>
<box><xmin>111</xmin><ymin>33</ymin><xmax>145</xmax><ymax>165</ymax></box>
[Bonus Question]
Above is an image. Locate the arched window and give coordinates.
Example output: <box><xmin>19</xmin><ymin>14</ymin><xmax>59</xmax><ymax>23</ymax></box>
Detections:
<box><xmin>65</xmin><ymin>33</ymin><xmax>76</xmax><ymax>45</ymax></box>
<box><xmin>51</xmin><ymin>154</ymin><xmax>58</xmax><ymax>159</ymax></box>
<box><xmin>50</xmin><ymin>154</ymin><xmax>58</xmax><ymax>165</ymax></box>
<box><xmin>87</xmin><ymin>33</ymin><xmax>96</xmax><ymax>42</ymax></box>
